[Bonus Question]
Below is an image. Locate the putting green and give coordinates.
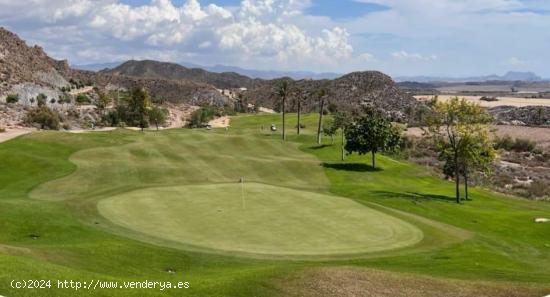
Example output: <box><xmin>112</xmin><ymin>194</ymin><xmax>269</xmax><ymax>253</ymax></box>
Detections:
<box><xmin>98</xmin><ymin>183</ymin><xmax>423</xmax><ymax>257</ymax></box>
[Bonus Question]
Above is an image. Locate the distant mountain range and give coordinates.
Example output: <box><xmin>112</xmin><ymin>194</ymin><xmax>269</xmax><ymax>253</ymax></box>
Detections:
<box><xmin>73</xmin><ymin>62</ymin><xmax>547</xmax><ymax>84</ymax></box>
<box><xmin>73</xmin><ymin>61</ymin><xmax>342</xmax><ymax>80</ymax></box>
<box><xmin>395</xmin><ymin>71</ymin><xmax>546</xmax><ymax>83</ymax></box>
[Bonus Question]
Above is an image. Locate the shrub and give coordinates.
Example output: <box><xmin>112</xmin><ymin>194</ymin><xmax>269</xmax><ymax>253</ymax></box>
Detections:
<box><xmin>188</xmin><ymin>106</ymin><xmax>217</xmax><ymax>128</ymax></box>
<box><xmin>512</xmin><ymin>138</ymin><xmax>536</xmax><ymax>152</ymax></box>
<box><xmin>327</xmin><ymin>102</ymin><xmax>338</xmax><ymax>113</ymax></box>
<box><xmin>36</xmin><ymin>93</ymin><xmax>47</xmax><ymax>107</ymax></box>
<box><xmin>25</xmin><ymin>106</ymin><xmax>61</xmax><ymax>130</ymax></box>
<box><xmin>0</xmin><ymin>127</ymin><xmax>5</xmax><ymax>133</ymax></box>
<box><xmin>528</xmin><ymin>180</ymin><xmax>549</xmax><ymax>198</ymax></box>
<box><xmin>76</xmin><ymin>94</ymin><xmax>91</xmax><ymax>104</ymax></box>
<box><xmin>6</xmin><ymin>94</ymin><xmax>19</xmax><ymax>104</ymax></box>
<box><xmin>494</xmin><ymin>135</ymin><xmax>536</xmax><ymax>152</ymax></box>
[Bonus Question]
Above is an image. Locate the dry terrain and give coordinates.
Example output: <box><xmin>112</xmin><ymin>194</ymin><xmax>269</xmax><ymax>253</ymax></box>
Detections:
<box><xmin>415</xmin><ymin>95</ymin><xmax>550</xmax><ymax>108</ymax></box>
<box><xmin>407</xmin><ymin>125</ymin><xmax>550</xmax><ymax>149</ymax></box>
<box><xmin>0</xmin><ymin>127</ymin><xmax>33</xmax><ymax>143</ymax></box>
<box><xmin>276</xmin><ymin>267</ymin><xmax>549</xmax><ymax>297</ymax></box>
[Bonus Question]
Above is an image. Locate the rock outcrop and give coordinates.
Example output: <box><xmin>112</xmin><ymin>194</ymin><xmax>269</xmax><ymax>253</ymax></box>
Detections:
<box><xmin>489</xmin><ymin>106</ymin><xmax>550</xmax><ymax>127</ymax></box>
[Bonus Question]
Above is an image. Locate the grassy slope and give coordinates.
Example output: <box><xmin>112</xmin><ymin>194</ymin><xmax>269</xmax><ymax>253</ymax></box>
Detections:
<box><xmin>0</xmin><ymin>113</ymin><xmax>549</xmax><ymax>297</ymax></box>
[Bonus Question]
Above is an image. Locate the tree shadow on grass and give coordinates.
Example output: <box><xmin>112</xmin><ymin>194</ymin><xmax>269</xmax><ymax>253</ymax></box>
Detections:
<box><xmin>309</xmin><ymin>144</ymin><xmax>332</xmax><ymax>150</ymax></box>
<box><xmin>322</xmin><ymin>162</ymin><xmax>381</xmax><ymax>172</ymax></box>
<box><xmin>372</xmin><ymin>191</ymin><xmax>456</xmax><ymax>203</ymax></box>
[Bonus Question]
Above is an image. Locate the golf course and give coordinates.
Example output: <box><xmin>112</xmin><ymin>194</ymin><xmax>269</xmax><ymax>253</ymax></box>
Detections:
<box><xmin>1</xmin><ymin>113</ymin><xmax>549</xmax><ymax>296</ymax></box>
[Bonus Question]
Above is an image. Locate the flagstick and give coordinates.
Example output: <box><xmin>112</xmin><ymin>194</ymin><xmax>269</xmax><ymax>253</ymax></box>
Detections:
<box><xmin>241</xmin><ymin>177</ymin><xmax>246</xmax><ymax>210</ymax></box>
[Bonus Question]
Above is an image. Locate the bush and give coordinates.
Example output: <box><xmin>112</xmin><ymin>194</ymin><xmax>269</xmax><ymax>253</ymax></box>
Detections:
<box><xmin>6</xmin><ymin>94</ymin><xmax>19</xmax><ymax>104</ymax></box>
<box><xmin>528</xmin><ymin>180</ymin><xmax>549</xmax><ymax>198</ymax></box>
<box><xmin>0</xmin><ymin>127</ymin><xmax>5</xmax><ymax>133</ymax></box>
<box><xmin>25</xmin><ymin>106</ymin><xmax>61</xmax><ymax>130</ymax></box>
<box><xmin>494</xmin><ymin>135</ymin><xmax>536</xmax><ymax>152</ymax></box>
<box><xmin>188</xmin><ymin>106</ymin><xmax>218</xmax><ymax>128</ymax></box>
<box><xmin>36</xmin><ymin>93</ymin><xmax>48</xmax><ymax>107</ymax></box>
<box><xmin>187</xmin><ymin>106</ymin><xmax>231</xmax><ymax>128</ymax></box>
<box><xmin>76</xmin><ymin>94</ymin><xmax>91</xmax><ymax>104</ymax></box>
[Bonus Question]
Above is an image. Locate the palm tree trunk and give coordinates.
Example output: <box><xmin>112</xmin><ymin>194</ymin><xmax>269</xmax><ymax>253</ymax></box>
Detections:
<box><xmin>282</xmin><ymin>96</ymin><xmax>286</xmax><ymax>141</ymax></box>
<box><xmin>454</xmin><ymin>153</ymin><xmax>461</xmax><ymax>204</ymax></box>
<box><xmin>297</xmin><ymin>101</ymin><xmax>301</xmax><ymax>135</ymax></box>
<box><xmin>464</xmin><ymin>173</ymin><xmax>469</xmax><ymax>201</ymax></box>
<box><xmin>317</xmin><ymin>98</ymin><xmax>325</xmax><ymax>144</ymax></box>
<box><xmin>341</xmin><ymin>127</ymin><xmax>345</xmax><ymax>161</ymax></box>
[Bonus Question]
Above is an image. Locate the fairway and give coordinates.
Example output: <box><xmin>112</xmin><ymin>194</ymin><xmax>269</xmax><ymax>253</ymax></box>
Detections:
<box><xmin>98</xmin><ymin>183</ymin><xmax>423</xmax><ymax>257</ymax></box>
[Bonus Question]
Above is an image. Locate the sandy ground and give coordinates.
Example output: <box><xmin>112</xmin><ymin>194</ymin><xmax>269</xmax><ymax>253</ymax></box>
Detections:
<box><xmin>208</xmin><ymin>116</ymin><xmax>231</xmax><ymax>128</ymax></box>
<box><xmin>68</xmin><ymin>86</ymin><xmax>94</xmax><ymax>96</ymax></box>
<box><xmin>415</xmin><ymin>95</ymin><xmax>550</xmax><ymax>108</ymax></box>
<box><xmin>406</xmin><ymin>125</ymin><xmax>550</xmax><ymax>150</ymax></box>
<box><xmin>166</xmin><ymin>104</ymin><xmax>199</xmax><ymax>128</ymax></box>
<box><xmin>68</xmin><ymin>127</ymin><xmax>117</xmax><ymax>134</ymax></box>
<box><xmin>405</xmin><ymin>125</ymin><xmax>550</xmax><ymax>148</ymax></box>
<box><xmin>0</xmin><ymin>128</ymin><xmax>34</xmax><ymax>143</ymax></box>
<box><xmin>492</xmin><ymin>125</ymin><xmax>550</xmax><ymax>150</ymax></box>
<box><xmin>258</xmin><ymin>107</ymin><xmax>276</xmax><ymax>113</ymax></box>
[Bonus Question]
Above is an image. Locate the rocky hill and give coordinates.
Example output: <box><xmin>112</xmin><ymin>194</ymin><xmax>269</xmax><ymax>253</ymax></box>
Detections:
<box><xmin>244</xmin><ymin>72</ymin><xmax>428</xmax><ymax>124</ymax></box>
<box><xmin>0</xmin><ymin>27</ymin><xmax>71</xmax><ymax>102</ymax></box>
<box><xmin>103</xmin><ymin>60</ymin><xmax>261</xmax><ymax>89</ymax></box>
<box><xmin>0</xmin><ymin>28</ymin><xmax>228</xmax><ymax>107</ymax></box>
<box><xmin>1</xmin><ymin>27</ymin><xmax>428</xmax><ymax>125</ymax></box>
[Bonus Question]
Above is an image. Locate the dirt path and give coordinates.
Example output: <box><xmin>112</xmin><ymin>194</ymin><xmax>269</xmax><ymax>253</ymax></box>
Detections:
<box><xmin>68</xmin><ymin>127</ymin><xmax>117</xmax><ymax>134</ymax></box>
<box><xmin>68</xmin><ymin>86</ymin><xmax>94</xmax><ymax>96</ymax></box>
<box><xmin>208</xmin><ymin>116</ymin><xmax>231</xmax><ymax>128</ymax></box>
<box><xmin>0</xmin><ymin>128</ymin><xmax>34</xmax><ymax>143</ymax></box>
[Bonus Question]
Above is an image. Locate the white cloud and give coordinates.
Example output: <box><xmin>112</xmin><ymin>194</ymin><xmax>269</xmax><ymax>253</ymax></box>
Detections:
<box><xmin>0</xmin><ymin>0</ymin><xmax>351</xmax><ymax>70</ymax></box>
<box><xmin>359</xmin><ymin>52</ymin><xmax>376</xmax><ymax>62</ymax></box>
<box><xmin>391</xmin><ymin>50</ymin><xmax>436</xmax><ymax>61</ymax></box>
<box><xmin>506</xmin><ymin>56</ymin><xmax>528</xmax><ymax>66</ymax></box>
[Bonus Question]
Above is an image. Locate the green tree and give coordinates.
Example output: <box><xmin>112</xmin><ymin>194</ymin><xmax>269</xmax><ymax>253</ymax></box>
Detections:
<box><xmin>149</xmin><ymin>106</ymin><xmax>168</xmax><ymax>130</ymax></box>
<box><xmin>129</xmin><ymin>88</ymin><xmax>152</xmax><ymax>131</ymax></box>
<box><xmin>345</xmin><ymin>109</ymin><xmax>401</xmax><ymax>169</ymax></box>
<box><xmin>323</xmin><ymin>119</ymin><xmax>337</xmax><ymax>144</ymax></box>
<box><xmin>188</xmin><ymin>106</ymin><xmax>218</xmax><ymax>128</ymax></box>
<box><xmin>427</xmin><ymin>97</ymin><xmax>493</xmax><ymax>203</ymax></box>
<box><xmin>316</xmin><ymin>89</ymin><xmax>327</xmax><ymax>144</ymax></box>
<box><xmin>36</xmin><ymin>93</ymin><xmax>47</xmax><ymax>107</ymax></box>
<box><xmin>29</xmin><ymin>98</ymin><xmax>35</xmax><ymax>106</ymax></box>
<box><xmin>333</xmin><ymin>112</ymin><xmax>351</xmax><ymax>161</ymax></box>
<box><xmin>96</xmin><ymin>92</ymin><xmax>112</xmax><ymax>115</ymax></box>
<box><xmin>276</xmin><ymin>80</ymin><xmax>290</xmax><ymax>141</ymax></box>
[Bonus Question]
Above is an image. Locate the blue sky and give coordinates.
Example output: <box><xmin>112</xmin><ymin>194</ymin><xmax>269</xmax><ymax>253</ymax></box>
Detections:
<box><xmin>1</xmin><ymin>0</ymin><xmax>550</xmax><ymax>77</ymax></box>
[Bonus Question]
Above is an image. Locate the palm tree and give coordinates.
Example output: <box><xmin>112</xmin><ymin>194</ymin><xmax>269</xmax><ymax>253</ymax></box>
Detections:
<box><xmin>293</xmin><ymin>88</ymin><xmax>306</xmax><ymax>135</ymax></box>
<box><xmin>276</xmin><ymin>80</ymin><xmax>290</xmax><ymax>141</ymax></box>
<box><xmin>316</xmin><ymin>89</ymin><xmax>327</xmax><ymax>145</ymax></box>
